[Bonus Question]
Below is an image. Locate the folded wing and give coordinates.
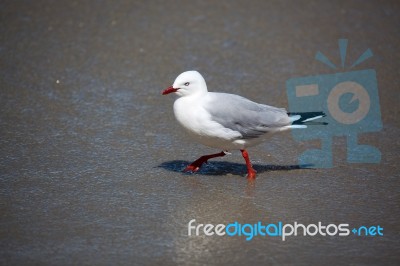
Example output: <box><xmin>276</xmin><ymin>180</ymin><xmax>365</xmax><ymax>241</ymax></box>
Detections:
<box><xmin>203</xmin><ymin>93</ymin><xmax>291</xmax><ymax>139</ymax></box>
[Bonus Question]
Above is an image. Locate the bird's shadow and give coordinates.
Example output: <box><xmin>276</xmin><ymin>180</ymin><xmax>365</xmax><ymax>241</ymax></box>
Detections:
<box><xmin>158</xmin><ymin>160</ymin><xmax>314</xmax><ymax>177</ymax></box>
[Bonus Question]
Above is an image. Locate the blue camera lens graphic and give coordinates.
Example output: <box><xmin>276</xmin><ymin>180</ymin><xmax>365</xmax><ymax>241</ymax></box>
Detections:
<box><xmin>286</xmin><ymin>40</ymin><xmax>382</xmax><ymax>168</ymax></box>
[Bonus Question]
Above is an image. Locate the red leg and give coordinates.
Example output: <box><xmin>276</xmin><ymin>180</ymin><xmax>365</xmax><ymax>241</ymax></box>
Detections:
<box><xmin>241</xmin><ymin>149</ymin><xmax>257</xmax><ymax>179</ymax></box>
<box><xmin>184</xmin><ymin>151</ymin><xmax>226</xmax><ymax>172</ymax></box>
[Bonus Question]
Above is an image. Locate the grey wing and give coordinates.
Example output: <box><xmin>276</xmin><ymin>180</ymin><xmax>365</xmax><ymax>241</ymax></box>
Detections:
<box><xmin>203</xmin><ymin>93</ymin><xmax>291</xmax><ymax>139</ymax></box>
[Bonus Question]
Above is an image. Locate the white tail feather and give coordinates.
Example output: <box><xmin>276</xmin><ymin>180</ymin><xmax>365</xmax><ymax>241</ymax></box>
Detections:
<box><xmin>289</xmin><ymin>125</ymin><xmax>307</xmax><ymax>129</ymax></box>
<box><xmin>302</xmin><ymin>115</ymin><xmax>323</xmax><ymax>122</ymax></box>
<box><xmin>289</xmin><ymin>115</ymin><xmax>301</xmax><ymax>122</ymax></box>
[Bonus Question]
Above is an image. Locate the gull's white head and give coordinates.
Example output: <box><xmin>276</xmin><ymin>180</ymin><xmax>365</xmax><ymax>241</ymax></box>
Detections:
<box><xmin>162</xmin><ymin>70</ymin><xmax>208</xmax><ymax>97</ymax></box>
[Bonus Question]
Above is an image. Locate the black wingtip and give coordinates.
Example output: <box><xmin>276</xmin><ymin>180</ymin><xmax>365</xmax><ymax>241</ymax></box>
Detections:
<box><xmin>288</xmin><ymin>111</ymin><xmax>328</xmax><ymax>125</ymax></box>
<box><xmin>287</xmin><ymin>111</ymin><xmax>326</xmax><ymax>117</ymax></box>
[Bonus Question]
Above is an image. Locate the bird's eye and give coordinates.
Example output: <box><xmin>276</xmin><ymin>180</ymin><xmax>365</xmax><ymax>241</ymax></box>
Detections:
<box><xmin>184</xmin><ymin>82</ymin><xmax>190</xmax><ymax>86</ymax></box>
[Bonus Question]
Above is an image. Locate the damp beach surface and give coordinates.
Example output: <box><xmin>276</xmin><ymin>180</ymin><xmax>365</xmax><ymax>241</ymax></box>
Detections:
<box><xmin>1</xmin><ymin>1</ymin><xmax>399</xmax><ymax>265</ymax></box>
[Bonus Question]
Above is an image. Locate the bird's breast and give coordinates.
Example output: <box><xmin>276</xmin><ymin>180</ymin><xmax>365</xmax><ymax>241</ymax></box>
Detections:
<box><xmin>173</xmin><ymin>97</ymin><xmax>205</xmax><ymax>134</ymax></box>
<box><xmin>172</xmin><ymin>97</ymin><xmax>243</xmax><ymax>149</ymax></box>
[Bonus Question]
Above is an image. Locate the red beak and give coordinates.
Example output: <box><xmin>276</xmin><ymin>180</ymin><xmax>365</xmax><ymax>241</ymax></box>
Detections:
<box><xmin>162</xmin><ymin>86</ymin><xmax>179</xmax><ymax>95</ymax></box>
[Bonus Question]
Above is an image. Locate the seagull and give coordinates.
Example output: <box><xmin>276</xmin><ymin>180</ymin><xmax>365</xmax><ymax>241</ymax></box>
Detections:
<box><xmin>162</xmin><ymin>71</ymin><xmax>326</xmax><ymax>179</ymax></box>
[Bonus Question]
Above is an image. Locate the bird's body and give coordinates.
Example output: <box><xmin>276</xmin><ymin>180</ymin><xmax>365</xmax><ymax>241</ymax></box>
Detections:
<box><xmin>173</xmin><ymin>92</ymin><xmax>293</xmax><ymax>151</ymax></box>
<box><xmin>162</xmin><ymin>71</ymin><xmax>326</xmax><ymax>179</ymax></box>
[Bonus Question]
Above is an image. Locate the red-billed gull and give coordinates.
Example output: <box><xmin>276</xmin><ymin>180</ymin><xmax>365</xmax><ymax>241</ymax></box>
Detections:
<box><xmin>162</xmin><ymin>71</ymin><xmax>326</xmax><ymax>179</ymax></box>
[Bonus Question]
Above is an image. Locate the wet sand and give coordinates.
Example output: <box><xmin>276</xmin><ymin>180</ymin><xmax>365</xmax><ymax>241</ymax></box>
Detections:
<box><xmin>1</xmin><ymin>0</ymin><xmax>399</xmax><ymax>265</ymax></box>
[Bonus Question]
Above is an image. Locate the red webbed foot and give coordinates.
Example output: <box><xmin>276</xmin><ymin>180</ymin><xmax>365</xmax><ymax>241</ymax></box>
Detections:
<box><xmin>246</xmin><ymin>168</ymin><xmax>257</xmax><ymax>179</ymax></box>
<box><xmin>184</xmin><ymin>157</ymin><xmax>208</xmax><ymax>172</ymax></box>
